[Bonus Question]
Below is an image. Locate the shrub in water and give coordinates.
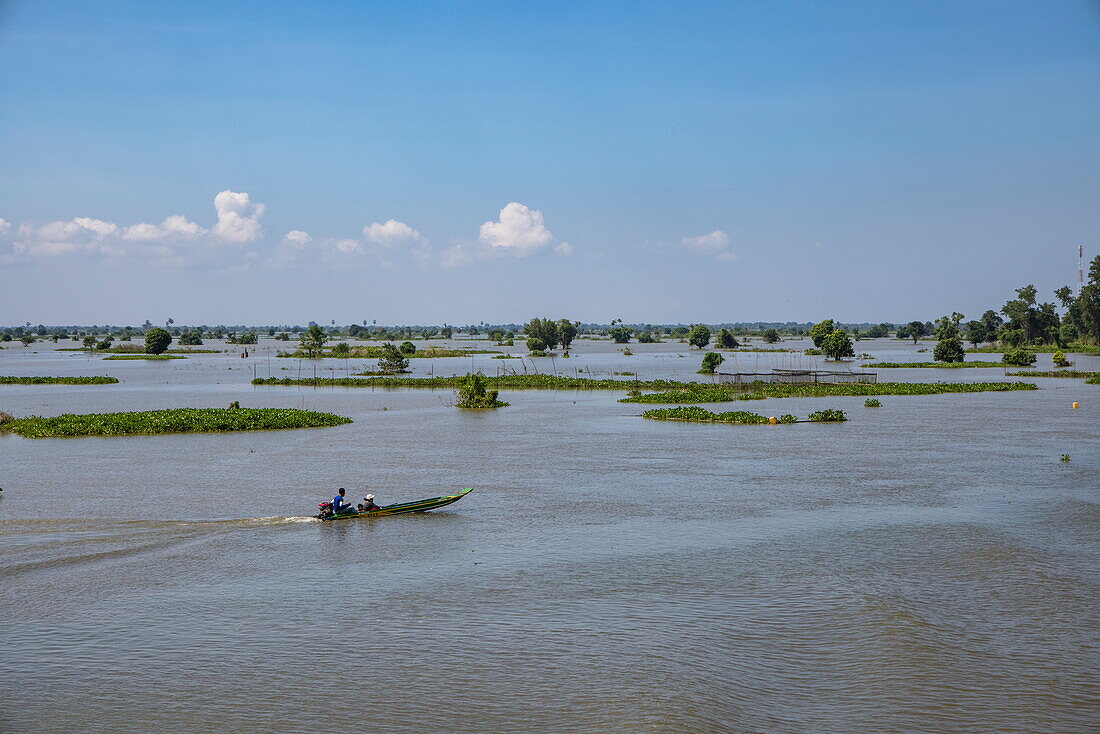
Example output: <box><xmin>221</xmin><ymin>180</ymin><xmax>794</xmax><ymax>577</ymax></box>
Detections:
<box><xmin>456</xmin><ymin>374</ymin><xmax>508</xmax><ymax>409</ymax></box>
<box><xmin>864</xmin><ymin>398</ymin><xmax>881</xmax><ymax>407</ymax></box>
<box><xmin>1002</xmin><ymin>348</ymin><xmax>1037</xmax><ymax>367</ymax></box>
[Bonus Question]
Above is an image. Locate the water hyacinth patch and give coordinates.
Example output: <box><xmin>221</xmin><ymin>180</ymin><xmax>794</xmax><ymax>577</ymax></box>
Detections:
<box><xmin>102</xmin><ymin>354</ymin><xmax>186</xmax><ymax>360</ymax></box>
<box><xmin>863</xmin><ymin>361</ymin><xmax>1005</xmax><ymax>368</ymax></box>
<box><xmin>2</xmin><ymin>408</ymin><xmax>352</xmax><ymax>438</ymax></box>
<box><xmin>620</xmin><ymin>381</ymin><xmax>1037</xmax><ymax>404</ymax></box>
<box><xmin>254</xmin><ymin>375</ymin><xmax>702</xmax><ymax>391</ymax></box>
<box><xmin>0</xmin><ymin>376</ymin><xmax>119</xmax><ymax>385</ymax></box>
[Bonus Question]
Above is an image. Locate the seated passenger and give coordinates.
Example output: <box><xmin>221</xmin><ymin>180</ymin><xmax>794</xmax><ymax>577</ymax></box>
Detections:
<box><xmin>332</xmin><ymin>488</ymin><xmax>355</xmax><ymax>515</ymax></box>
<box><xmin>358</xmin><ymin>494</ymin><xmax>380</xmax><ymax>512</ymax></box>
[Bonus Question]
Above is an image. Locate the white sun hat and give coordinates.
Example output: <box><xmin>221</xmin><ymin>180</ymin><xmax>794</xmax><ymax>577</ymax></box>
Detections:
<box><xmin>365</xmin><ymin>494</ymin><xmax>375</xmax><ymax>500</ymax></box>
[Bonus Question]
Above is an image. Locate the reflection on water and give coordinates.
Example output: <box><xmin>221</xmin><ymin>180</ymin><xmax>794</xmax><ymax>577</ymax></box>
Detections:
<box><xmin>1</xmin><ymin>339</ymin><xmax>1098</xmax><ymax>732</ymax></box>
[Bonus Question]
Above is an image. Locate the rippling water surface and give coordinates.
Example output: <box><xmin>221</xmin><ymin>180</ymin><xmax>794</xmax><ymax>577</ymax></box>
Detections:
<box><xmin>1</xmin><ymin>339</ymin><xmax>1098</xmax><ymax>732</ymax></box>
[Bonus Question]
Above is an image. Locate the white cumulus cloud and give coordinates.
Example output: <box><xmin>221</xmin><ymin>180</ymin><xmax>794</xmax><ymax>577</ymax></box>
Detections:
<box><xmin>123</xmin><ymin>215</ymin><xmax>206</xmax><ymax>242</ymax></box>
<box><xmin>0</xmin><ymin>217</ymin><xmax>12</xmax><ymax>235</ymax></box>
<box><xmin>478</xmin><ymin>202</ymin><xmax>554</xmax><ymax>255</ymax></box>
<box><xmin>443</xmin><ymin>202</ymin><xmax>570</xmax><ymax>267</ymax></box>
<box><xmin>362</xmin><ymin>219</ymin><xmax>424</xmax><ymax>246</ymax></box>
<box><xmin>682</xmin><ymin>230</ymin><xmax>736</xmax><ymax>261</ymax></box>
<box><xmin>213</xmin><ymin>190</ymin><xmax>266</xmax><ymax>243</ymax></box>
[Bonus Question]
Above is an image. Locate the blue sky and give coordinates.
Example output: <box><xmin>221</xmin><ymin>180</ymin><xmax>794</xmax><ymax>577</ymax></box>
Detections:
<box><xmin>1</xmin><ymin>0</ymin><xmax>1098</xmax><ymax>325</ymax></box>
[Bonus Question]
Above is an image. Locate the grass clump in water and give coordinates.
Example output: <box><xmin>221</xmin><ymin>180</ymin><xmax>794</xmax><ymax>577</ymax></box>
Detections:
<box><xmin>864</xmin><ymin>398</ymin><xmax>881</xmax><ymax>407</ymax></box>
<box><xmin>2</xmin><ymin>407</ymin><xmax>352</xmax><ymax>438</ymax></box>
<box><xmin>0</xmin><ymin>376</ymin><xmax>119</xmax><ymax>385</ymax></box>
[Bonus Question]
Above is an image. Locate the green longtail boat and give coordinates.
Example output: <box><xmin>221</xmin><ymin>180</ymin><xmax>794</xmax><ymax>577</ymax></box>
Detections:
<box><xmin>317</xmin><ymin>488</ymin><xmax>473</xmax><ymax>522</ymax></box>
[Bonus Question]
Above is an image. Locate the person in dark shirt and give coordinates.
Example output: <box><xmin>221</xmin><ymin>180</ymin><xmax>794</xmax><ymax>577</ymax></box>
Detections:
<box><xmin>358</xmin><ymin>494</ymin><xmax>380</xmax><ymax>512</ymax></box>
<box><xmin>332</xmin><ymin>488</ymin><xmax>354</xmax><ymax>515</ymax></box>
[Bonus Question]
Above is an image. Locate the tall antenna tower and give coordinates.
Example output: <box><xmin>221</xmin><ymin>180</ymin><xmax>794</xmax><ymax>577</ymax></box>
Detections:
<box><xmin>1080</xmin><ymin>244</ymin><xmax>1085</xmax><ymax>294</ymax></box>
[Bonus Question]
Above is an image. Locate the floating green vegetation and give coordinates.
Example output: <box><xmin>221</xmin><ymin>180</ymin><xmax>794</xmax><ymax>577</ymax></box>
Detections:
<box><xmin>0</xmin><ymin>376</ymin><xmax>119</xmax><ymax>385</ymax></box>
<box><xmin>804</xmin><ymin>348</ymin><xmax>823</xmax><ymax>355</ymax></box>
<box><xmin>253</xmin><ymin>374</ymin><xmax>698</xmax><ymax>390</ymax></box>
<box><xmin>620</xmin><ymin>381</ymin><xmax>1038</xmax><ymax>404</ymax></box>
<box><xmin>1060</xmin><ymin>454</ymin><xmax>1071</xmax><ymax>462</ymax></box>
<box><xmin>864</xmin><ymin>398</ymin><xmax>881</xmax><ymax>407</ymax></box>
<box><xmin>491</xmin><ymin>354</ymin><xmax>520</xmax><ymax>359</ymax></box>
<box><xmin>808</xmin><ymin>409</ymin><xmax>848</xmax><ymax>422</ymax></box>
<box><xmin>58</xmin><ymin>347</ymin><xmax>220</xmax><ymax>354</ymax></box>
<box><xmin>642</xmin><ymin>406</ymin><xmax>778</xmax><ymax>424</ymax></box>
<box><xmin>1</xmin><ymin>407</ymin><xmax>352</xmax><ymax>438</ymax></box>
<box><xmin>967</xmin><ymin>344</ymin><xmax>1100</xmax><ymax>354</ymax></box>
<box><xmin>277</xmin><ymin>346</ymin><xmax>500</xmax><ymax>359</ymax></box>
<box><xmin>641</xmin><ymin>406</ymin><xmax>847</xmax><ymax>424</ymax></box>
<box><xmin>863</xmin><ymin>361</ymin><xmax>1006</xmax><ymax>368</ymax></box>
<box><xmin>102</xmin><ymin>354</ymin><xmax>186</xmax><ymax>360</ymax></box>
<box><xmin>1005</xmin><ymin>370</ymin><xmax>1100</xmax><ymax>379</ymax></box>
<box><xmin>1087</xmin><ymin>375</ymin><xmax>1100</xmax><ymax>385</ymax></box>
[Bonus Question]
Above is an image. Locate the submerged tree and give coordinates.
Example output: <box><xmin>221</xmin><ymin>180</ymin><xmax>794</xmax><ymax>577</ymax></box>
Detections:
<box><xmin>820</xmin><ymin>329</ymin><xmax>854</xmax><ymax>360</ymax></box>
<box><xmin>905</xmin><ymin>320</ymin><xmax>926</xmax><ymax>345</ymax></box>
<box><xmin>377</xmin><ymin>343</ymin><xmax>410</xmax><ymax>373</ymax></box>
<box><xmin>298</xmin><ymin>324</ymin><xmax>327</xmax><ymax>358</ymax></box>
<box><xmin>715</xmin><ymin>329</ymin><xmax>739</xmax><ymax>349</ymax></box>
<box><xmin>524</xmin><ymin>318</ymin><xmax>560</xmax><ymax>351</ymax></box>
<box><xmin>699</xmin><ymin>352</ymin><xmax>724</xmax><ymax>373</ymax></box>
<box><xmin>144</xmin><ymin>328</ymin><xmax>172</xmax><ymax>355</ymax></box>
<box><xmin>688</xmin><ymin>324</ymin><xmax>711</xmax><ymax>349</ymax></box>
<box><xmin>762</xmin><ymin>328</ymin><xmax>780</xmax><ymax>343</ymax></box>
<box><xmin>809</xmin><ymin>319</ymin><xmax>836</xmax><ymax>348</ymax></box>
<box><xmin>608</xmin><ymin>319</ymin><xmax>632</xmax><ymax>344</ymax></box>
<box><xmin>558</xmin><ymin>319</ymin><xmax>578</xmax><ymax>350</ymax></box>
<box><xmin>933</xmin><ymin>312</ymin><xmax>965</xmax><ymax>363</ymax></box>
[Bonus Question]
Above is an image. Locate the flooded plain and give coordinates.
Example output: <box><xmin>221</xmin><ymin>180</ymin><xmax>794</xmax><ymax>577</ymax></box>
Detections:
<box><xmin>1</xmin><ymin>338</ymin><xmax>1098</xmax><ymax>733</ymax></box>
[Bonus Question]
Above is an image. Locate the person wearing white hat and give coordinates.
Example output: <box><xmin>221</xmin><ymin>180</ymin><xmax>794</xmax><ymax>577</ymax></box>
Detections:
<box><xmin>357</xmin><ymin>494</ymin><xmax>380</xmax><ymax>513</ymax></box>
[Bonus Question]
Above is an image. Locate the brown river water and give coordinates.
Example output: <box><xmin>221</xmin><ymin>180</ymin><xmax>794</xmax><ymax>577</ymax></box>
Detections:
<box><xmin>1</xmin><ymin>339</ymin><xmax>1098</xmax><ymax>733</ymax></box>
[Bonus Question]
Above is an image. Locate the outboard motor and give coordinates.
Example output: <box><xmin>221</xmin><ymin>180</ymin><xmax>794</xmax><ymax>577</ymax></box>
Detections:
<box><xmin>316</xmin><ymin>501</ymin><xmax>334</xmax><ymax>520</ymax></box>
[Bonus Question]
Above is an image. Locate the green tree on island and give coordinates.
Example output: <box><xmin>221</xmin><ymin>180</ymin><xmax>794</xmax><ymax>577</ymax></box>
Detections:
<box><xmin>144</xmin><ymin>328</ymin><xmax>172</xmax><ymax>355</ymax></box>
<box><xmin>699</xmin><ymin>352</ymin><xmax>724</xmax><ymax>373</ymax></box>
<box><xmin>715</xmin><ymin>329</ymin><xmax>739</xmax><ymax>349</ymax></box>
<box><xmin>179</xmin><ymin>331</ymin><xmax>204</xmax><ymax>346</ymax></box>
<box><xmin>933</xmin><ymin>312</ymin><xmax>966</xmax><ymax>363</ymax></box>
<box><xmin>331</xmin><ymin>342</ymin><xmax>351</xmax><ymax>357</ymax></box>
<box><xmin>298</xmin><ymin>324</ymin><xmax>328</xmax><ymax>358</ymax></box>
<box><xmin>820</xmin><ymin>329</ymin><xmax>854</xmax><ymax>360</ymax></box>
<box><xmin>399</xmin><ymin>341</ymin><xmax>417</xmax><ymax>355</ymax></box>
<box><xmin>762</xmin><ymin>328</ymin><xmax>780</xmax><ymax>343</ymax></box>
<box><xmin>808</xmin><ymin>319</ymin><xmax>835</xmax><ymax>348</ymax></box>
<box><xmin>688</xmin><ymin>324</ymin><xmax>711</xmax><ymax>349</ymax></box>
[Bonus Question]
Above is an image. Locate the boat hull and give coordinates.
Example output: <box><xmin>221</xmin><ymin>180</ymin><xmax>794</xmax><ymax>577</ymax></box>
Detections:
<box><xmin>320</xmin><ymin>488</ymin><xmax>473</xmax><ymax>521</ymax></box>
